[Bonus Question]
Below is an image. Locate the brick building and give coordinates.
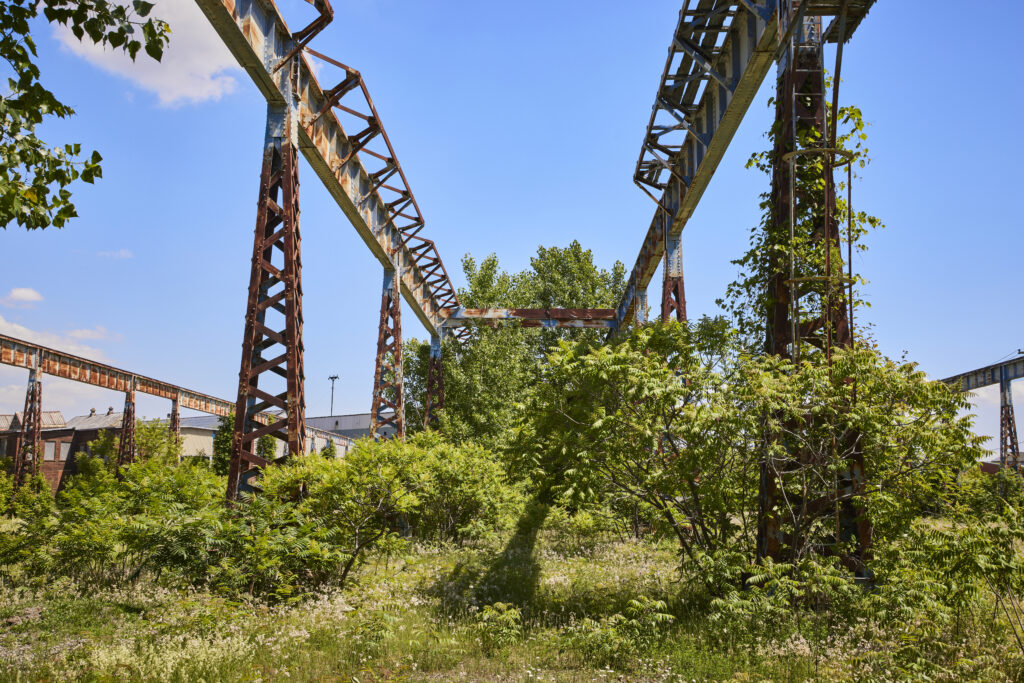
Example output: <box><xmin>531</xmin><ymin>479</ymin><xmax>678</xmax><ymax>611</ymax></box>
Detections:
<box><xmin>0</xmin><ymin>407</ymin><xmax>124</xmax><ymax>492</ymax></box>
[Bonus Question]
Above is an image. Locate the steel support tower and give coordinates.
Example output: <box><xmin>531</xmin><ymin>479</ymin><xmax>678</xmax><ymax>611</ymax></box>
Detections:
<box><xmin>13</xmin><ymin>355</ymin><xmax>41</xmax><ymax>486</ymax></box>
<box><xmin>757</xmin><ymin>2</ymin><xmax>870</xmax><ymax>567</ymax></box>
<box><xmin>370</xmin><ymin>256</ymin><xmax>405</xmax><ymax>439</ymax></box>
<box><xmin>662</xmin><ymin>231</ymin><xmax>687</xmax><ymax>321</ymax></box>
<box><xmin>116</xmin><ymin>380</ymin><xmax>136</xmax><ymax>466</ymax></box>
<box><xmin>1000</xmin><ymin>365</ymin><xmax>1021</xmax><ymax>469</ymax></box>
<box><xmin>169</xmin><ymin>396</ymin><xmax>181</xmax><ymax>441</ymax></box>
<box><xmin>227</xmin><ymin>103</ymin><xmax>307</xmax><ymax>500</ymax></box>
<box><xmin>424</xmin><ymin>332</ymin><xmax>444</xmax><ymax>427</ymax></box>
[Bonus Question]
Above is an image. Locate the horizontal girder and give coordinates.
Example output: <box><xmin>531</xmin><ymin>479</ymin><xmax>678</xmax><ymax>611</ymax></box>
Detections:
<box><xmin>943</xmin><ymin>357</ymin><xmax>1024</xmax><ymax>393</ymax></box>
<box><xmin>443</xmin><ymin>308</ymin><xmax>617</xmax><ymax>329</ymax></box>
<box><xmin>0</xmin><ymin>333</ymin><xmax>346</xmax><ymax>451</ymax></box>
<box><xmin>618</xmin><ymin>0</ymin><xmax>875</xmax><ymax>331</ymax></box>
<box><xmin>193</xmin><ymin>0</ymin><xmax>458</xmax><ymax>335</ymax></box>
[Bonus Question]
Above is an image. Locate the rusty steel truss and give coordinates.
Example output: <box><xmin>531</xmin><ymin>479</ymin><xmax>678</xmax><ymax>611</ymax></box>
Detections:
<box><xmin>192</xmin><ymin>0</ymin><xmax>477</xmax><ymax>470</ymax></box>
<box><xmin>227</xmin><ymin>106</ymin><xmax>307</xmax><ymax>500</ymax></box>
<box><xmin>618</xmin><ymin>0</ymin><xmax>874</xmax><ymax>331</ymax></box>
<box><xmin>0</xmin><ymin>333</ymin><xmax>350</xmax><ymax>486</ymax></box>
<box><xmin>370</xmin><ymin>262</ymin><xmax>405</xmax><ymax>439</ymax></box>
<box><xmin>13</xmin><ymin>356</ymin><xmax>41</xmax><ymax>486</ymax></box>
<box><xmin>945</xmin><ymin>355</ymin><xmax>1024</xmax><ymax>470</ymax></box>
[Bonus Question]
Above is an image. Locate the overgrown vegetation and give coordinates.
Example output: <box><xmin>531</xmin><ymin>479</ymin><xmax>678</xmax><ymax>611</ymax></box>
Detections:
<box><xmin>3</xmin><ymin>104</ymin><xmax>1022</xmax><ymax>681</ymax></box>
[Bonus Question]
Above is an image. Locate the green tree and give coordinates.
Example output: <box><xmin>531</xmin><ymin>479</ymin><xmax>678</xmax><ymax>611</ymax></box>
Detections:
<box><xmin>516</xmin><ymin>321</ymin><xmax>983</xmax><ymax>562</ymax></box>
<box><xmin>404</xmin><ymin>241</ymin><xmax>625</xmax><ymax>443</ymax></box>
<box><xmin>211</xmin><ymin>414</ymin><xmax>233</xmax><ymax>475</ymax></box>
<box><xmin>0</xmin><ymin>1</ymin><xmax>169</xmax><ymax>229</ymax></box>
<box><xmin>134</xmin><ymin>418</ymin><xmax>181</xmax><ymax>461</ymax></box>
<box><xmin>320</xmin><ymin>439</ymin><xmax>337</xmax><ymax>459</ymax></box>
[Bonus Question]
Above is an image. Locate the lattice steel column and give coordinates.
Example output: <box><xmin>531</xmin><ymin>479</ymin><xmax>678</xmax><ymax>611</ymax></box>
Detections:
<box><xmin>370</xmin><ymin>254</ymin><xmax>404</xmax><ymax>439</ymax></box>
<box><xmin>661</xmin><ymin>232</ymin><xmax>686</xmax><ymax>322</ymax></box>
<box><xmin>1000</xmin><ymin>367</ymin><xmax>1020</xmax><ymax>470</ymax></box>
<box><xmin>13</xmin><ymin>358</ymin><xmax>41</xmax><ymax>486</ymax></box>
<box><xmin>169</xmin><ymin>397</ymin><xmax>181</xmax><ymax>440</ymax></box>
<box><xmin>424</xmin><ymin>332</ymin><xmax>444</xmax><ymax>427</ymax></box>
<box><xmin>227</xmin><ymin>106</ymin><xmax>306</xmax><ymax>500</ymax></box>
<box><xmin>635</xmin><ymin>287</ymin><xmax>648</xmax><ymax>325</ymax></box>
<box><xmin>117</xmin><ymin>380</ymin><xmax>136</xmax><ymax>467</ymax></box>
<box><xmin>757</xmin><ymin>5</ymin><xmax>870</xmax><ymax>567</ymax></box>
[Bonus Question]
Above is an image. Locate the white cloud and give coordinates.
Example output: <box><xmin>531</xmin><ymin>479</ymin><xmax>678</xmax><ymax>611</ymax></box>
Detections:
<box><xmin>98</xmin><ymin>249</ymin><xmax>134</xmax><ymax>259</ymax></box>
<box><xmin>67</xmin><ymin>326</ymin><xmax>122</xmax><ymax>342</ymax></box>
<box><xmin>0</xmin><ymin>369</ymin><xmax>136</xmax><ymax>422</ymax></box>
<box><xmin>54</xmin><ymin>1</ymin><xmax>241</xmax><ymax>107</ymax></box>
<box><xmin>1</xmin><ymin>287</ymin><xmax>44</xmax><ymax>308</ymax></box>
<box><xmin>0</xmin><ymin>315</ymin><xmax>109</xmax><ymax>362</ymax></box>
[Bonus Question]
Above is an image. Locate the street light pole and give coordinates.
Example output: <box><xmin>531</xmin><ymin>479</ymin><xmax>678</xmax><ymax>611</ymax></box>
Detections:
<box><xmin>328</xmin><ymin>374</ymin><xmax>339</xmax><ymax>415</ymax></box>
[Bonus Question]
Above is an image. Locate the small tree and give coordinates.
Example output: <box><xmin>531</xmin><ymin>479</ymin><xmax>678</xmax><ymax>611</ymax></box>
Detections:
<box><xmin>211</xmin><ymin>415</ymin><xmax>233</xmax><ymax>475</ymax></box>
<box><xmin>0</xmin><ymin>0</ymin><xmax>170</xmax><ymax>229</ymax></box>
<box><xmin>134</xmin><ymin>418</ymin><xmax>181</xmax><ymax>461</ymax></box>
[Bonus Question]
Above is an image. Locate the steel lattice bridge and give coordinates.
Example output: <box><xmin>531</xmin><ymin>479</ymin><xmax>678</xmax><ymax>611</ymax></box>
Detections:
<box><xmin>18</xmin><ymin>0</ymin><xmax>1016</xmax><ymax>563</ymax></box>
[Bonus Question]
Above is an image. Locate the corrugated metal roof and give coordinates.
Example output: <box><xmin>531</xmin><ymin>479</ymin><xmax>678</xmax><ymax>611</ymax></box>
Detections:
<box><xmin>306</xmin><ymin>413</ymin><xmax>392</xmax><ymax>439</ymax></box>
<box><xmin>179</xmin><ymin>416</ymin><xmax>222</xmax><ymax>431</ymax></box>
<box><xmin>2</xmin><ymin>411</ymin><xmax>66</xmax><ymax>431</ymax></box>
<box><xmin>66</xmin><ymin>412</ymin><xmax>124</xmax><ymax>430</ymax></box>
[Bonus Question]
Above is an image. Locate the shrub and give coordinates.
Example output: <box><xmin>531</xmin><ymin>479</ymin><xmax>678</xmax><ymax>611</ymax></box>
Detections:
<box><xmin>476</xmin><ymin>602</ymin><xmax>523</xmax><ymax>654</ymax></box>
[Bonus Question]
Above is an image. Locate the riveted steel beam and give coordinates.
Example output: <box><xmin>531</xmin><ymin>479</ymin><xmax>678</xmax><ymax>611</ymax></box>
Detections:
<box><xmin>443</xmin><ymin>308</ymin><xmax>618</xmax><ymax>330</ymax></box>
<box><xmin>13</xmin><ymin>356</ymin><xmax>41</xmax><ymax>487</ymax></box>
<box><xmin>943</xmin><ymin>357</ymin><xmax>1024</xmax><ymax>393</ymax></box>
<box><xmin>0</xmin><ymin>333</ymin><xmax>348</xmax><ymax>455</ymax></box>
<box><xmin>194</xmin><ymin>0</ymin><xmax>460</xmax><ymax>335</ymax></box>
<box><xmin>619</xmin><ymin>0</ymin><xmax>875</xmax><ymax>332</ymax></box>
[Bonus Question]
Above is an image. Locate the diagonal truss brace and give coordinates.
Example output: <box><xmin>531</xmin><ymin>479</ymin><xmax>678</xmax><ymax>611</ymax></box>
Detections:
<box><xmin>194</xmin><ymin>0</ymin><xmax>461</xmax><ymax>336</ymax></box>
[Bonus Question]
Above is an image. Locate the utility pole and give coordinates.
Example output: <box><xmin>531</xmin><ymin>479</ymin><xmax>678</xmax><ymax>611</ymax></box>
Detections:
<box><xmin>328</xmin><ymin>374</ymin><xmax>339</xmax><ymax>415</ymax></box>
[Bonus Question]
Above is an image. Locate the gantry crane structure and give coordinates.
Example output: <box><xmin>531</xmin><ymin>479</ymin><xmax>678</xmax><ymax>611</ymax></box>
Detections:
<box><xmin>4</xmin><ymin>0</ymin><xmax>882</xmax><ymax>516</ymax></box>
<box><xmin>944</xmin><ymin>355</ymin><xmax>1024</xmax><ymax>470</ymax></box>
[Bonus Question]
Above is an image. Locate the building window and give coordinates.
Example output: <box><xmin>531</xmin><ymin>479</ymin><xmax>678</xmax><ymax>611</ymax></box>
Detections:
<box><xmin>44</xmin><ymin>441</ymin><xmax>56</xmax><ymax>461</ymax></box>
<box><xmin>59</xmin><ymin>442</ymin><xmax>71</xmax><ymax>462</ymax></box>
<box><xmin>0</xmin><ymin>438</ymin><xmax>6</xmax><ymax>458</ymax></box>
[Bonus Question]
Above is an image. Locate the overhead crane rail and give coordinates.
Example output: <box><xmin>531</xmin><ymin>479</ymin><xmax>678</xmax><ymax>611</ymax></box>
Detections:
<box><xmin>943</xmin><ymin>355</ymin><xmax>1023</xmax><ymax>470</ymax></box>
<box><xmin>618</xmin><ymin>0</ymin><xmax>874</xmax><ymax>329</ymax></box>
<box><xmin>193</xmin><ymin>0</ymin><xmax>460</xmax><ymax>335</ymax></box>
<box><xmin>0</xmin><ymin>333</ymin><xmax>350</xmax><ymax>453</ymax></box>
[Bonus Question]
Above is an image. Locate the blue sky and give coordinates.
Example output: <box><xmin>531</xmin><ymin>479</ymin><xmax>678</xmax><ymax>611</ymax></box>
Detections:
<box><xmin>1</xmin><ymin>1</ymin><xmax>1022</xmax><ymax>449</ymax></box>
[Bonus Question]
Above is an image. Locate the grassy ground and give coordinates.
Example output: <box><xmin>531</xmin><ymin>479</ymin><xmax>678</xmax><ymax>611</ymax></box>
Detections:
<box><xmin>1</xmin><ymin>518</ymin><xmax>1019</xmax><ymax>682</ymax></box>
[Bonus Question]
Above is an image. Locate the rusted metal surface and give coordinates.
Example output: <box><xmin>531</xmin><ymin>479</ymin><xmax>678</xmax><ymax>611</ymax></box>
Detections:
<box><xmin>169</xmin><ymin>397</ymin><xmax>181</xmax><ymax>440</ymax></box>
<box><xmin>424</xmin><ymin>333</ymin><xmax>444</xmax><ymax>427</ymax></box>
<box><xmin>1000</xmin><ymin>367</ymin><xmax>1021</xmax><ymax>470</ymax></box>
<box><xmin>0</xmin><ymin>333</ymin><xmax>347</xmax><ymax>455</ymax></box>
<box><xmin>944</xmin><ymin>357</ymin><xmax>1023</xmax><ymax>469</ymax></box>
<box><xmin>116</xmin><ymin>383</ymin><xmax>136</xmax><ymax>467</ymax></box>
<box><xmin>370</xmin><ymin>264</ymin><xmax>405</xmax><ymax>439</ymax></box>
<box><xmin>1</xmin><ymin>334</ymin><xmax>234</xmax><ymax>416</ymax></box>
<box><xmin>757</xmin><ymin>2</ymin><xmax>870</xmax><ymax>569</ymax></box>
<box><xmin>228</xmin><ymin>108</ymin><xmax>307</xmax><ymax>500</ymax></box>
<box><xmin>617</xmin><ymin>0</ymin><xmax>875</xmax><ymax>331</ymax></box>
<box><xmin>193</xmin><ymin>0</ymin><xmax>462</xmax><ymax>335</ymax></box>
<box><xmin>13</xmin><ymin>360</ymin><xmax>41</xmax><ymax>487</ymax></box>
<box><xmin>617</xmin><ymin>1</ymin><xmax>781</xmax><ymax>330</ymax></box>
<box><xmin>661</xmin><ymin>233</ymin><xmax>686</xmax><ymax>321</ymax></box>
<box><xmin>443</xmin><ymin>308</ymin><xmax>618</xmax><ymax>329</ymax></box>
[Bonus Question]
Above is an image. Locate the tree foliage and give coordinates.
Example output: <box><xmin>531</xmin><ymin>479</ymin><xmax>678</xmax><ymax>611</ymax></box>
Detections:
<box><xmin>404</xmin><ymin>241</ymin><xmax>625</xmax><ymax>443</ymax></box>
<box><xmin>516</xmin><ymin>320</ymin><xmax>985</xmax><ymax>562</ymax></box>
<box><xmin>0</xmin><ymin>0</ymin><xmax>169</xmax><ymax>229</ymax></box>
